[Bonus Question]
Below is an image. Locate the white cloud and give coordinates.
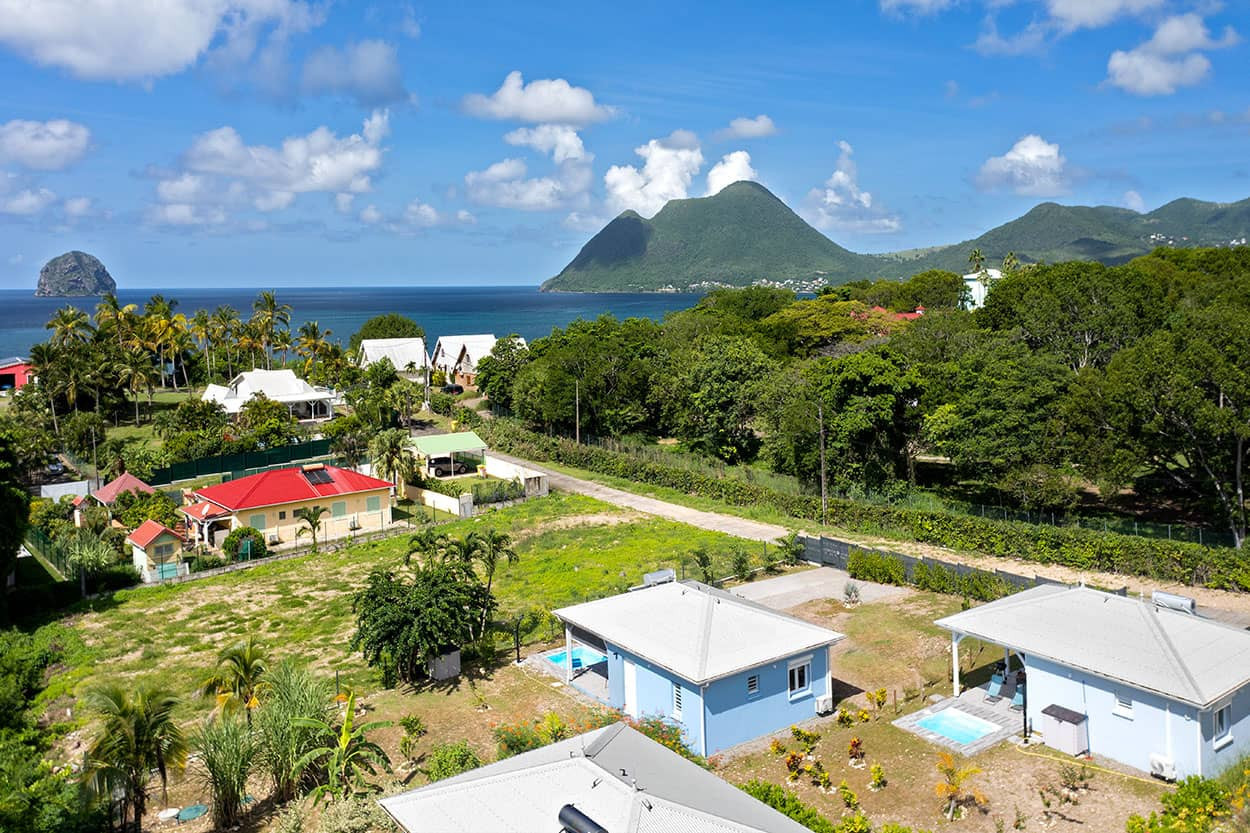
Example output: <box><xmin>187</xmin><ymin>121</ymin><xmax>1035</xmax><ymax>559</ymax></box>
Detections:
<box><xmin>404</xmin><ymin>201</ymin><xmax>440</xmax><ymax>227</ymax></box>
<box><xmin>0</xmin><ymin>119</ymin><xmax>90</xmax><ymax>170</ymax></box>
<box><xmin>466</xmin><ymin>125</ymin><xmax>594</xmax><ymax>211</ymax></box>
<box><xmin>0</xmin><ymin>0</ymin><xmax>315</xmax><ymax>82</ymax></box>
<box><xmin>0</xmin><ymin>187</ymin><xmax>56</xmax><ymax>215</ymax></box>
<box><xmin>301</xmin><ymin>40</ymin><xmax>411</xmax><ymax>106</ymax></box>
<box><xmin>716</xmin><ymin>115</ymin><xmax>776</xmax><ymax>140</ymax></box>
<box><xmin>604</xmin><ymin>130</ymin><xmax>704</xmax><ymax>218</ymax></box>
<box><xmin>63</xmin><ymin>196</ymin><xmax>92</xmax><ymax>217</ymax></box>
<box><xmin>1046</xmin><ymin>0</ymin><xmax>1162</xmax><ymax>31</ymax></box>
<box><xmin>456</xmin><ymin>209</ymin><xmax>476</xmax><ymax>224</ymax></box>
<box><xmin>360</xmin><ymin>204</ymin><xmax>382</xmax><ymax>224</ymax></box>
<box><xmin>975</xmin><ymin>134</ymin><xmax>1070</xmax><ymax>196</ymax></box>
<box><xmin>806</xmin><ymin>140</ymin><xmax>901</xmax><ymax>233</ymax></box>
<box><xmin>705</xmin><ymin>150</ymin><xmax>758</xmax><ymax>196</ymax></box>
<box><xmin>1123</xmin><ymin>190</ymin><xmax>1145</xmax><ymax>212</ymax></box>
<box><xmin>504</xmin><ymin>124</ymin><xmax>587</xmax><ymax>163</ymax></box>
<box><xmin>1107</xmin><ymin>14</ymin><xmax>1239</xmax><ymax>96</ymax></box>
<box><xmin>253</xmin><ymin>190</ymin><xmax>294</xmax><ymax>211</ymax></box>
<box><xmin>148</xmin><ymin>202</ymin><xmax>227</xmax><ymax>226</ymax></box>
<box><xmin>974</xmin><ymin>17</ymin><xmax>1052</xmax><ymax>56</ymax></box>
<box><xmin>7</xmin><ymin>254</ymin><xmax>22</xmax><ymax>266</ymax></box>
<box><xmin>880</xmin><ymin>0</ymin><xmax>956</xmax><ymax>15</ymax></box>
<box><xmin>463</xmin><ymin>71</ymin><xmax>612</xmax><ymax>125</ymax></box>
<box><xmin>334</xmin><ymin>192</ymin><xmax>354</xmax><ymax>213</ymax></box>
<box><xmin>156</xmin><ymin>173</ymin><xmax>204</xmax><ymax>203</ymax></box>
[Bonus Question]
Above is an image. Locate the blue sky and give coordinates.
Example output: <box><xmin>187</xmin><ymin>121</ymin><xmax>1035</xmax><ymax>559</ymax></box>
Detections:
<box><xmin>0</xmin><ymin>0</ymin><xmax>1246</xmax><ymax>288</ymax></box>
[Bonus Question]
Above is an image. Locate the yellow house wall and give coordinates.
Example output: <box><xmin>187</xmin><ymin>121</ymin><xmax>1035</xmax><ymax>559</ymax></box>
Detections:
<box><xmin>132</xmin><ymin>533</ymin><xmax>183</xmax><ymax>571</ymax></box>
<box><xmin>226</xmin><ymin>489</ymin><xmax>392</xmax><ymax>545</ymax></box>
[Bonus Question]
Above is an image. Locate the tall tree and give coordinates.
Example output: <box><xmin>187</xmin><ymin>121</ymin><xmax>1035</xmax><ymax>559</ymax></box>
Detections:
<box><xmin>199</xmin><ymin>636</ymin><xmax>269</xmax><ymax>723</ymax></box>
<box><xmin>252</xmin><ymin>290</ymin><xmax>292</xmax><ymax>370</ymax></box>
<box><xmin>0</xmin><ymin>420</ymin><xmax>31</xmax><ymax>622</ymax></box>
<box><xmin>369</xmin><ymin>428</ymin><xmax>414</xmax><ymax>487</ymax></box>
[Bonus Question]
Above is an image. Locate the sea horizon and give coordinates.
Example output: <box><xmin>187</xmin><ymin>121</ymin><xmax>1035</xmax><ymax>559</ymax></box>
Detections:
<box><xmin>0</xmin><ymin>285</ymin><xmax>704</xmax><ymax>359</ymax></box>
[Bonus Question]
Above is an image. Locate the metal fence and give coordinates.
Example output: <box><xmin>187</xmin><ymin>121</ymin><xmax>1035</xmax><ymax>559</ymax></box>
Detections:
<box><xmin>799</xmin><ymin>533</ymin><xmax>1126</xmax><ymax>597</ymax></box>
<box><xmin>149</xmin><ymin>438</ymin><xmax>334</xmax><ymax>485</ymax></box>
<box><xmin>25</xmin><ymin>527</ymin><xmax>70</xmax><ymax>580</ymax></box>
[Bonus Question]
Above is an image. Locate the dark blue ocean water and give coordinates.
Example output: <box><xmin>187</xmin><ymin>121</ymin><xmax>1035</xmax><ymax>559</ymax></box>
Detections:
<box><xmin>0</xmin><ymin>286</ymin><xmax>702</xmax><ymax>358</ymax></box>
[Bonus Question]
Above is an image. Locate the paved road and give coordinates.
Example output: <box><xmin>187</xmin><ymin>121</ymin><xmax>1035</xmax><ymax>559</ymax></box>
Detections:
<box><xmin>490</xmin><ymin>452</ymin><xmax>790</xmax><ymax>543</ymax></box>
<box><xmin>733</xmin><ymin>566</ymin><xmax>908</xmax><ymax>609</ymax></box>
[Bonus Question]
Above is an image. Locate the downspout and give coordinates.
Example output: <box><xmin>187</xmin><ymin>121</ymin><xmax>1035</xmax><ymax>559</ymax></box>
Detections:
<box><xmin>700</xmin><ymin>684</ymin><xmax>708</xmax><ymax>758</ymax></box>
<box><xmin>1196</xmin><ymin>707</ymin><xmax>1204</xmax><ymax>777</ymax></box>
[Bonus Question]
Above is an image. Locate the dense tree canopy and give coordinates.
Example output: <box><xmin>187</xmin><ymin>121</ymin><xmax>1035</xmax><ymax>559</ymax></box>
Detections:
<box><xmin>349</xmin><ymin>313</ymin><xmax>425</xmax><ymax>353</ymax></box>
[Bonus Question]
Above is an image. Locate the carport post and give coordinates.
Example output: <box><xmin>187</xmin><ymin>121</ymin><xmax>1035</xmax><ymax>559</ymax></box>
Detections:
<box><xmin>564</xmin><ymin>625</ymin><xmax>573</xmax><ymax>683</ymax></box>
<box><xmin>951</xmin><ymin>632</ymin><xmax>965</xmax><ymax>696</ymax></box>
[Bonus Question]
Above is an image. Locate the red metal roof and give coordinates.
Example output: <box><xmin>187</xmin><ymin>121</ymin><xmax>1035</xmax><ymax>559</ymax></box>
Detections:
<box><xmin>181</xmin><ymin>501</ymin><xmax>230</xmax><ymax>521</ymax></box>
<box><xmin>92</xmin><ymin>472</ymin><xmax>156</xmax><ymax>505</ymax></box>
<box><xmin>190</xmin><ymin>464</ymin><xmax>392</xmax><ymax>511</ymax></box>
<box><xmin>126</xmin><ymin>519</ymin><xmax>179</xmax><ymax>549</ymax></box>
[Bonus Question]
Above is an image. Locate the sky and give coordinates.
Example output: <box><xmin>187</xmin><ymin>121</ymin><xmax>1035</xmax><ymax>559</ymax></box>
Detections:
<box><xmin>0</xmin><ymin>0</ymin><xmax>1246</xmax><ymax>289</ymax></box>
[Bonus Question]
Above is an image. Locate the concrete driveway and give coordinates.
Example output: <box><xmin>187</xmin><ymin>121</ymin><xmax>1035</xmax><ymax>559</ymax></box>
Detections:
<box><xmin>732</xmin><ymin>566</ymin><xmax>909</xmax><ymax>610</ymax></box>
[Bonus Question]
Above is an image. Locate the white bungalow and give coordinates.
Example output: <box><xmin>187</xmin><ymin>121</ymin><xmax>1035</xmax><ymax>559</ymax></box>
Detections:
<box><xmin>358</xmin><ymin>338</ymin><xmax>429</xmax><ymax>378</ymax></box>
<box><xmin>962</xmin><ymin>267</ymin><xmax>1003</xmax><ymax>309</ymax></box>
<box><xmin>938</xmin><ymin>584</ymin><xmax>1250</xmax><ymax>778</ymax></box>
<box><xmin>430</xmin><ymin>334</ymin><xmax>524</xmax><ymax>386</ymax></box>
<box><xmin>202</xmin><ymin>369</ymin><xmax>336</xmax><ymax>421</ymax></box>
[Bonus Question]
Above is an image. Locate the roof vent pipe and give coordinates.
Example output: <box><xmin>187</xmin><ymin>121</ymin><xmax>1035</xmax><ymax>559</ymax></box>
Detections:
<box><xmin>559</xmin><ymin>804</ymin><xmax>609</xmax><ymax>833</ymax></box>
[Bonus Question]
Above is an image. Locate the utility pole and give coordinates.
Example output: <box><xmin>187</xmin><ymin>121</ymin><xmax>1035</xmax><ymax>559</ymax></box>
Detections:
<box><xmin>575</xmin><ymin>379</ymin><xmax>580</xmax><ymax>445</ymax></box>
<box><xmin>817</xmin><ymin>400</ymin><xmax>827</xmax><ymax>527</ymax></box>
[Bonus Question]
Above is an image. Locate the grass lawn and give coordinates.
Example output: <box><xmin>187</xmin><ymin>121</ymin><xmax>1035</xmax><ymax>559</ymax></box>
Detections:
<box><xmin>107</xmin><ymin>389</ymin><xmax>200</xmax><ymax>446</ymax></box>
<box><xmin>54</xmin><ymin>492</ymin><xmax>754</xmax><ymax>712</ymax></box>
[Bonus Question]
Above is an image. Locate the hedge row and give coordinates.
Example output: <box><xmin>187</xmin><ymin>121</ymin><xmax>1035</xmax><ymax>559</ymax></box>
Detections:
<box><xmin>478</xmin><ymin>420</ymin><xmax>1246</xmax><ymax>590</ymax></box>
<box><xmin>846</xmin><ymin>547</ymin><xmax>1016</xmax><ymax>602</ymax></box>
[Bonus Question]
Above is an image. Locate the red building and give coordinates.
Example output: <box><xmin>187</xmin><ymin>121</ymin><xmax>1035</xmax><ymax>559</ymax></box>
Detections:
<box><xmin>0</xmin><ymin>357</ymin><xmax>33</xmax><ymax>392</ymax></box>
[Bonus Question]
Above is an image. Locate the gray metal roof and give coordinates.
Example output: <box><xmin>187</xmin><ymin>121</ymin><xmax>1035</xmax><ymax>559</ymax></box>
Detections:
<box><xmin>358</xmin><ymin>338</ymin><xmax>428</xmax><ymax>370</ymax></box>
<box><xmin>554</xmin><ymin>581</ymin><xmax>844</xmax><ymax>685</ymax></box>
<box><xmin>936</xmin><ymin>584</ymin><xmax>1250</xmax><ymax>708</ymax></box>
<box><xmin>378</xmin><ymin>723</ymin><xmax>813</xmax><ymax>833</ymax></box>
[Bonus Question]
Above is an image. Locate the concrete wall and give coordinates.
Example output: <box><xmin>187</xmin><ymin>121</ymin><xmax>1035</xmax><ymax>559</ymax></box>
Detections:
<box><xmin>224</xmin><ymin>490</ymin><xmax>392</xmax><ymax>545</ymax></box>
<box><xmin>483</xmin><ymin>454</ymin><xmax>548</xmax><ymax>497</ymax></box>
<box><xmin>402</xmin><ymin>482</ymin><xmax>473</xmax><ymax>518</ymax></box>
<box><xmin>703</xmin><ymin>649</ymin><xmax>831</xmax><ymax>754</ymax></box>
<box><xmin>1025</xmin><ymin>655</ymin><xmax>1205</xmax><ymax>776</ymax></box>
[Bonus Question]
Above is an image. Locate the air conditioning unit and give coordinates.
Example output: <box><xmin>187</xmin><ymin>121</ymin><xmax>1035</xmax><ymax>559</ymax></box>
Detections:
<box><xmin>267</xmin><ymin>533</ymin><xmax>280</xmax><ymax>545</ymax></box>
<box><xmin>815</xmin><ymin>695</ymin><xmax>834</xmax><ymax>715</ymax></box>
<box><xmin>349</xmin><ymin>516</ymin><xmax>362</xmax><ymax>531</ymax></box>
<box><xmin>1149</xmin><ymin>753</ymin><xmax>1177</xmax><ymax>782</ymax></box>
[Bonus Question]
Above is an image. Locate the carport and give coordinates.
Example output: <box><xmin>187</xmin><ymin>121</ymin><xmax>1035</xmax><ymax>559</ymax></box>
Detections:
<box><xmin>410</xmin><ymin>431</ymin><xmax>488</xmax><ymax>478</ymax></box>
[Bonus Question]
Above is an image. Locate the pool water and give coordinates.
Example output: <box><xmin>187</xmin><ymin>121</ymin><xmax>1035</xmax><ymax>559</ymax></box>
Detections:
<box><xmin>917</xmin><ymin>708</ymin><xmax>1000</xmax><ymax>745</ymax></box>
<box><xmin>547</xmin><ymin>646</ymin><xmax>608</xmax><ymax>668</ymax></box>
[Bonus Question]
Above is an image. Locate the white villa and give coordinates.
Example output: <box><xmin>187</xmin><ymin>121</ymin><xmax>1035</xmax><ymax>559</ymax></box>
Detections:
<box><xmin>358</xmin><ymin>338</ymin><xmax>429</xmax><ymax>378</ymax></box>
<box><xmin>431</xmin><ymin>334</ymin><xmax>524</xmax><ymax>386</ymax></box>
<box><xmin>963</xmin><ymin>267</ymin><xmax>1003</xmax><ymax>309</ymax></box>
<box><xmin>202</xmin><ymin>369</ymin><xmax>337</xmax><ymax>421</ymax></box>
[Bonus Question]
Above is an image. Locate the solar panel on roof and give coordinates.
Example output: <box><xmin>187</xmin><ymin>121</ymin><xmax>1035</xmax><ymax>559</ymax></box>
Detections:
<box><xmin>303</xmin><ymin>468</ymin><xmax>333</xmax><ymax>485</ymax></box>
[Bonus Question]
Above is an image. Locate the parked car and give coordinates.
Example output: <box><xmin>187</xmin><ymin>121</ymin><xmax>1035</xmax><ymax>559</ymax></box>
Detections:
<box><xmin>45</xmin><ymin>458</ymin><xmax>65</xmax><ymax>476</ymax></box>
<box><xmin>428</xmin><ymin>456</ymin><xmax>470</xmax><ymax>477</ymax></box>
<box><xmin>440</xmin><ymin>383</ymin><xmax>464</xmax><ymax>395</ymax></box>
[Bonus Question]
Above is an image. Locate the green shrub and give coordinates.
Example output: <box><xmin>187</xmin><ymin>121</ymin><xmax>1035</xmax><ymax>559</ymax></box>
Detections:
<box><xmin>425</xmin><ymin>741</ymin><xmax>482</xmax><ymax>781</ymax></box>
<box><xmin>221</xmin><ymin>527</ymin><xmax>267</xmax><ymax>561</ymax></box>
<box><xmin>739</xmin><ymin>780</ymin><xmax>836</xmax><ymax>833</ymax></box>
<box><xmin>493</xmin><ymin>721</ymin><xmax>544</xmax><ymax>759</ymax></box>
<box><xmin>428</xmin><ymin>392</ymin><xmax>455</xmax><ymax>416</ymax></box>
<box><xmin>452</xmin><ymin>406</ymin><xmax>483</xmax><ymax>427</ymax></box>
<box><xmin>1126</xmin><ymin>775</ymin><xmax>1229</xmax><ymax>833</ymax></box>
<box><xmin>317</xmin><ymin>796</ymin><xmax>396</xmax><ymax>833</ymax></box>
<box><xmin>846</xmin><ymin>548</ymin><xmax>907</xmax><ymax>585</ymax></box>
<box><xmin>732</xmin><ymin>548</ymin><xmax>753</xmax><ymax>581</ymax></box>
<box><xmin>189</xmin><ymin>554</ymin><xmax>228</xmax><ymax>573</ymax></box>
<box><xmin>477</xmin><ymin>419</ymin><xmax>1238</xmax><ymax>589</ymax></box>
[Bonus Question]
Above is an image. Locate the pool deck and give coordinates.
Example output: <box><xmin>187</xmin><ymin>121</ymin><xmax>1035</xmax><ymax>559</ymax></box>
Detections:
<box><xmin>894</xmin><ymin>684</ymin><xmax>1022</xmax><ymax>755</ymax></box>
<box><xmin>531</xmin><ymin>651</ymin><xmax>610</xmax><ymax>704</ymax></box>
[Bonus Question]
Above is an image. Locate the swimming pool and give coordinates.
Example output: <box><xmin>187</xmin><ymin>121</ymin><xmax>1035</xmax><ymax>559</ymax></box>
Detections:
<box><xmin>917</xmin><ymin>708</ymin><xmax>1000</xmax><ymax>745</ymax></box>
<box><xmin>547</xmin><ymin>646</ymin><xmax>608</xmax><ymax>668</ymax></box>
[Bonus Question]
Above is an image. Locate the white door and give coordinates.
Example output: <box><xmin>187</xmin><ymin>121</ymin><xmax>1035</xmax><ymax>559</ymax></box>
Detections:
<box><xmin>622</xmin><ymin>660</ymin><xmax>638</xmax><ymax>717</ymax></box>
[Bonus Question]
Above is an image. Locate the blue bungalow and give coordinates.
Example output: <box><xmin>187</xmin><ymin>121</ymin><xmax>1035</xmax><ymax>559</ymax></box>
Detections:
<box><xmin>937</xmin><ymin>584</ymin><xmax>1250</xmax><ymax>778</ymax></box>
<box><xmin>554</xmin><ymin>581</ymin><xmax>845</xmax><ymax>755</ymax></box>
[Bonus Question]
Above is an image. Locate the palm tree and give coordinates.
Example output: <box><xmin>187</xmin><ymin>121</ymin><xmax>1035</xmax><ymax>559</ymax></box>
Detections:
<box><xmin>190</xmin><ymin>309</ymin><xmax>212</xmax><ymax>377</ymax></box>
<box><xmin>116</xmin><ymin>347</ymin><xmax>155</xmax><ymax>426</ymax></box>
<box><xmin>191</xmin><ymin>714</ymin><xmax>255</xmax><ymax>830</ymax></box>
<box><xmin>46</xmin><ymin>305</ymin><xmax>93</xmax><ymax>348</ymax></box>
<box><xmin>294</xmin><ymin>505</ymin><xmax>330</xmax><ymax>552</ymax></box>
<box><xmin>83</xmin><ymin>684</ymin><xmax>188</xmax><ymax>831</ymax></box>
<box><xmin>211</xmin><ymin>305</ymin><xmax>241</xmax><ymax>379</ymax></box>
<box><xmin>296</xmin><ymin>321</ymin><xmax>332</xmax><ymax>375</ymax></box>
<box><xmin>473</xmin><ymin>528</ymin><xmax>517</xmax><ymax>630</ymax></box>
<box><xmin>967</xmin><ymin>248</ymin><xmax>985</xmax><ymax>274</ymax></box>
<box><xmin>199</xmin><ymin>636</ymin><xmax>269</xmax><ymax>724</ymax></box>
<box><xmin>405</xmin><ymin>528</ymin><xmax>448</xmax><ymax>566</ymax></box>
<box><xmin>934</xmin><ymin>751</ymin><xmax>985</xmax><ymax>820</ymax></box>
<box><xmin>252</xmin><ymin>290</ymin><xmax>292</xmax><ymax>370</ymax></box>
<box><xmin>292</xmin><ymin>690</ymin><xmax>392</xmax><ymax>804</ymax></box>
<box><xmin>442</xmin><ymin>534</ymin><xmax>481</xmax><ymax>566</ymax></box>
<box><xmin>27</xmin><ymin>342</ymin><xmax>63</xmax><ymax>435</ymax></box>
<box><xmin>96</xmin><ymin>293</ymin><xmax>139</xmax><ymax>349</ymax></box>
<box><xmin>1001</xmin><ymin>251</ymin><xmax>1020</xmax><ymax>275</ymax></box>
<box><xmin>369</xmin><ymin>428</ymin><xmax>415</xmax><ymax>488</ymax></box>
<box><xmin>272</xmin><ymin>327</ymin><xmax>293</xmax><ymax>368</ymax></box>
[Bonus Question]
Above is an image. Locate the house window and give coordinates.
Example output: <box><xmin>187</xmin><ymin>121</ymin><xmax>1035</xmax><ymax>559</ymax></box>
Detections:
<box><xmin>154</xmin><ymin>543</ymin><xmax>172</xmax><ymax>558</ymax></box>
<box><xmin>278</xmin><ymin>510</ymin><xmax>286</xmax><ymax>520</ymax></box>
<box><xmin>331</xmin><ymin>501</ymin><xmax>347</xmax><ymax>518</ymax></box>
<box><xmin>1216</xmin><ymin>704</ymin><xmax>1233</xmax><ymax>748</ymax></box>
<box><xmin>248</xmin><ymin>513</ymin><xmax>266</xmax><ymax>531</ymax></box>
<box><xmin>747</xmin><ymin>674</ymin><xmax>760</xmax><ymax>695</ymax></box>
<box><xmin>366</xmin><ymin>496</ymin><xmax>381</xmax><ymax>513</ymax></box>
<box><xmin>788</xmin><ymin>658</ymin><xmax>811</xmax><ymax>698</ymax></box>
<box><xmin>672</xmin><ymin>684</ymin><xmax>683</xmax><ymax>719</ymax></box>
<box><xmin>1113</xmin><ymin>692</ymin><xmax>1134</xmax><ymax>719</ymax></box>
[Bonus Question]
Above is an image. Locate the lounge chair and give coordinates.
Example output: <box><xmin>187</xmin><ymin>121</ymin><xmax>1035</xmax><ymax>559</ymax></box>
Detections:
<box><xmin>1011</xmin><ymin>681</ymin><xmax>1025</xmax><ymax>711</ymax></box>
<box><xmin>984</xmin><ymin>672</ymin><xmax>1005</xmax><ymax>703</ymax></box>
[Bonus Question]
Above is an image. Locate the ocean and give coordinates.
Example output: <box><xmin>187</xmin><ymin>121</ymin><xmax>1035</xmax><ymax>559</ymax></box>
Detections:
<box><xmin>0</xmin><ymin>286</ymin><xmax>703</xmax><ymax>359</ymax></box>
